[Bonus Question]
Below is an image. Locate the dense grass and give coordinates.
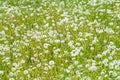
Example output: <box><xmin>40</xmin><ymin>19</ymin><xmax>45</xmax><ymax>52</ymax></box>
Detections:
<box><xmin>0</xmin><ymin>0</ymin><xmax>120</xmax><ymax>80</ymax></box>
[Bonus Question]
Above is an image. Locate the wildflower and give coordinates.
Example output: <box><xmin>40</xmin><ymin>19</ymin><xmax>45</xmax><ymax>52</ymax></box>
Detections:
<box><xmin>104</xmin><ymin>27</ymin><xmax>114</xmax><ymax>34</ymax></box>
<box><xmin>96</xmin><ymin>54</ymin><xmax>102</xmax><ymax>58</ymax></box>
<box><xmin>68</xmin><ymin>41</ymin><xmax>74</xmax><ymax>49</ymax></box>
<box><xmin>90</xmin><ymin>47</ymin><xmax>94</xmax><ymax>50</ymax></box>
<box><xmin>65</xmin><ymin>69</ymin><xmax>70</xmax><ymax>73</ymax></box>
<box><xmin>37</xmin><ymin>63</ymin><xmax>41</xmax><ymax>67</ymax></box>
<box><xmin>49</xmin><ymin>60</ymin><xmax>55</xmax><ymax>65</ymax></box>
<box><xmin>88</xmin><ymin>65</ymin><xmax>97</xmax><ymax>72</ymax></box>
<box><xmin>96</xmin><ymin>28</ymin><xmax>103</xmax><ymax>33</ymax></box>
<box><xmin>109</xmin><ymin>62</ymin><xmax>114</xmax><ymax>69</ymax></box>
<box><xmin>75</xmin><ymin>70</ymin><xmax>81</xmax><ymax>77</ymax></box>
<box><xmin>98</xmin><ymin>76</ymin><xmax>103</xmax><ymax>80</ymax></box>
<box><xmin>92</xmin><ymin>37</ymin><xmax>98</xmax><ymax>44</ymax></box>
<box><xmin>109</xmin><ymin>71</ymin><xmax>117</xmax><ymax>77</ymax></box>
<box><xmin>74</xmin><ymin>61</ymin><xmax>78</xmax><ymax>65</ymax></box>
<box><xmin>9</xmin><ymin>78</ymin><xmax>15</xmax><ymax>80</ymax></box>
<box><xmin>0</xmin><ymin>70</ymin><xmax>4</xmax><ymax>75</ymax></box>
<box><xmin>20</xmin><ymin>59</ymin><xmax>25</xmax><ymax>64</ymax></box>
<box><xmin>9</xmin><ymin>72</ymin><xmax>14</xmax><ymax>76</ymax></box>
<box><xmin>24</xmin><ymin>70</ymin><xmax>28</xmax><ymax>74</ymax></box>
<box><xmin>65</xmin><ymin>77</ymin><xmax>71</xmax><ymax>80</ymax></box>
<box><xmin>81</xmin><ymin>76</ymin><xmax>91</xmax><ymax>80</ymax></box>
<box><xmin>0</xmin><ymin>14</ymin><xmax>2</xmax><ymax>18</ymax></box>
<box><xmin>43</xmin><ymin>43</ymin><xmax>49</xmax><ymax>49</ymax></box>
<box><xmin>44</xmin><ymin>67</ymin><xmax>49</xmax><ymax>71</ymax></box>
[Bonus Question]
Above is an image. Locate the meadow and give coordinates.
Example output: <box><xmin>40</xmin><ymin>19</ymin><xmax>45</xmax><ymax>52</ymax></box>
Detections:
<box><xmin>0</xmin><ymin>0</ymin><xmax>120</xmax><ymax>80</ymax></box>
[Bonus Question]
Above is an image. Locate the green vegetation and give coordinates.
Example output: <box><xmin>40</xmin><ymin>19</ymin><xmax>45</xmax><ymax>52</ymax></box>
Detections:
<box><xmin>0</xmin><ymin>0</ymin><xmax>120</xmax><ymax>80</ymax></box>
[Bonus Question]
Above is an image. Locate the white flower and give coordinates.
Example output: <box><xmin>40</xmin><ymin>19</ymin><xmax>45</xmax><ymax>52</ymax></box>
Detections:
<box><xmin>96</xmin><ymin>54</ymin><xmax>102</xmax><ymax>58</ymax></box>
<box><xmin>109</xmin><ymin>22</ymin><xmax>113</xmax><ymax>26</ymax></box>
<box><xmin>24</xmin><ymin>70</ymin><xmax>28</xmax><ymax>74</ymax></box>
<box><xmin>92</xmin><ymin>37</ymin><xmax>98</xmax><ymax>44</ymax></box>
<box><xmin>109</xmin><ymin>62</ymin><xmax>114</xmax><ymax>69</ymax></box>
<box><xmin>109</xmin><ymin>71</ymin><xmax>117</xmax><ymax>77</ymax></box>
<box><xmin>65</xmin><ymin>77</ymin><xmax>71</xmax><ymax>80</ymax></box>
<box><xmin>102</xmin><ymin>59</ymin><xmax>108</xmax><ymax>66</ymax></box>
<box><xmin>9</xmin><ymin>78</ymin><xmax>15</xmax><ymax>80</ymax></box>
<box><xmin>20</xmin><ymin>59</ymin><xmax>25</xmax><ymax>64</ymax></box>
<box><xmin>34</xmin><ymin>53</ymin><xmax>38</xmax><ymax>57</ymax></box>
<box><xmin>98</xmin><ymin>76</ymin><xmax>103</xmax><ymax>80</ymax></box>
<box><xmin>104</xmin><ymin>27</ymin><xmax>114</xmax><ymax>34</ymax></box>
<box><xmin>108</xmin><ymin>56</ymin><xmax>113</xmax><ymax>60</ymax></box>
<box><xmin>44</xmin><ymin>67</ymin><xmax>49</xmax><ymax>71</ymax></box>
<box><xmin>115</xmin><ymin>65</ymin><xmax>120</xmax><ymax>70</ymax></box>
<box><xmin>37</xmin><ymin>63</ymin><xmax>41</xmax><ymax>67</ymax></box>
<box><xmin>65</xmin><ymin>69</ymin><xmax>70</xmax><ymax>73</ymax></box>
<box><xmin>101</xmin><ymin>70</ymin><xmax>106</xmax><ymax>75</ymax></box>
<box><xmin>0</xmin><ymin>70</ymin><xmax>4</xmax><ymax>75</ymax></box>
<box><xmin>96</xmin><ymin>28</ymin><xmax>103</xmax><ymax>33</ymax></box>
<box><xmin>74</xmin><ymin>61</ymin><xmax>79</xmax><ymax>65</ymax></box>
<box><xmin>88</xmin><ymin>65</ymin><xmax>97</xmax><ymax>72</ymax></box>
<box><xmin>71</xmin><ymin>47</ymin><xmax>83</xmax><ymax>57</ymax></box>
<box><xmin>43</xmin><ymin>43</ymin><xmax>49</xmax><ymax>49</ymax></box>
<box><xmin>9</xmin><ymin>72</ymin><xmax>14</xmax><ymax>76</ymax></box>
<box><xmin>0</xmin><ymin>14</ymin><xmax>2</xmax><ymax>18</ymax></box>
<box><xmin>90</xmin><ymin>47</ymin><xmax>94</xmax><ymax>50</ymax></box>
<box><xmin>0</xmin><ymin>31</ymin><xmax>5</xmax><ymax>35</ymax></box>
<box><xmin>81</xmin><ymin>76</ymin><xmax>91</xmax><ymax>80</ymax></box>
<box><xmin>75</xmin><ymin>70</ymin><xmax>81</xmax><ymax>76</ymax></box>
<box><xmin>49</xmin><ymin>60</ymin><xmax>55</xmax><ymax>65</ymax></box>
<box><xmin>68</xmin><ymin>41</ymin><xmax>75</xmax><ymax>49</ymax></box>
<box><xmin>54</xmin><ymin>40</ymin><xmax>60</xmax><ymax>43</ymax></box>
<box><xmin>85</xmin><ymin>64</ymin><xmax>90</xmax><ymax>68</ymax></box>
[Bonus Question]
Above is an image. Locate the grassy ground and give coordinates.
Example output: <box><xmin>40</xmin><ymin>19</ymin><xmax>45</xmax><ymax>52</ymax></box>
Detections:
<box><xmin>0</xmin><ymin>0</ymin><xmax>120</xmax><ymax>80</ymax></box>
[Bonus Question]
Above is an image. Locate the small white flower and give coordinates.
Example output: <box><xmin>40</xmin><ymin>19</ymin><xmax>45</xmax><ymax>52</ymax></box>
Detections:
<box><xmin>65</xmin><ymin>77</ymin><xmax>71</xmax><ymax>80</ymax></box>
<box><xmin>24</xmin><ymin>70</ymin><xmax>28</xmax><ymax>74</ymax></box>
<box><xmin>43</xmin><ymin>43</ymin><xmax>49</xmax><ymax>49</ymax></box>
<box><xmin>88</xmin><ymin>65</ymin><xmax>97</xmax><ymax>72</ymax></box>
<box><xmin>49</xmin><ymin>60</ymin><xmax>55</xmax><ymax>65</ymax></box>
<box><xmin>54</xmin><ymin>40</ymin><xmax>60</xmax><ymax>43</ymax></box>
<box><xmin>104</xmin><ymin>27</ymin><xmax>114</xmax><ymax>34</ymax></box>
<box><xmin>102</xmin><ymin>59</ymin><xmax>108</xmax><ymax>66</ymax></box>
<box><xmin>37</xmin><ymin>63</ymin><xmax>41</xmax><ymax>67</ymax></box>
<box><xmin>109</xmin><ymin>71</ymin><xmax>117</xmax><ymax>77</ymax></box>
<box><xmin>65</xmin><ymin>69</ymin><xmax>70</xmax><ymax>73</ymax></box>
<box><xmin>109</xmin><ymin>22</ymin><xmax>113</xmax><ymax>26</ymax></box>
<box><xmin>0</xmin><ymin>70</ymin><xmax>4</xmax><ymax>75</ymax></box>
<box><xmin>81</xmin><ymin>76</ymin><xmax>91</xmax><ymax>80</ymax></box>
<box><xmin>98</xmin><ymin>76</ymin><xmax>103</xmax><ymax>80</ymax></box>
<box><xmin>85</xmin><ymin>64</ymin><xmax>90</xmax><ymax>68</ymax></box>
<box><xmin>44</xmin><ymin>67</ymin><xmax>49</xmax><ymax>71</ymax></box>
<box><xmin>90</xmin><ymin>47</ymin><xmax>94</xmax><ymax>50</ymax></box>
<box><xmin>68</xmin><ymin>41</ymin><xmax>74</xmax><ymax>48</ymax></box>
<box><xmin>96</xmin><ymin>54</ymin><xmax>102</xmax><ymax>58</ymax></box>
<box><xmin>74</xmin><ymin>61</ymin><xmax>79</xmax><ymax>65</ymax></box>
<box><xmin>34</xmin><ymin>54</ymin><xmax>38</xmax><ymax>57</ymax></box>
<box><xmin>0</xmin><ymin>14</ymin><xmax>2</xmax><ymax>18</ymax></box>
<box><xmin>9</xmin><ymin>72</ymin><xmax>14</xmax><ymax>76</ymax></box>
<box><xmin>9</xmin><ymin>78</ymin><xmax>15</xmax><ymax>80</ymax></box>
<box><xmin>92</xmin><ymin>37</ymin><xmax>98</xmax><ymax>44</ymax></box>
<box><xmin>109</xmin><ymin>63</ymin><xmax>114</xmax><ymax>69</ymax></box>
<box><xmin>20</xmin><ymin>59</ymin><xmax>25</xmax><ymax>64</ymax></box>
<box><xmin>96</xmin><ymin>28</ymin><xmax>103</xmax><ymax>33</ymax></box>
<box><xmin>75</xmin><ymin>70</ymin><xmax>81</xmax><ymax>76</ymax></box>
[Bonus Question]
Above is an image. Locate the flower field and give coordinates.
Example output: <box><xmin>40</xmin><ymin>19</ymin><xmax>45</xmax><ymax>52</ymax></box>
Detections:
<box><xmin>0</xmin><ymin>0</ymin><xmax>120</xmax><ymax>80</ymax></box>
